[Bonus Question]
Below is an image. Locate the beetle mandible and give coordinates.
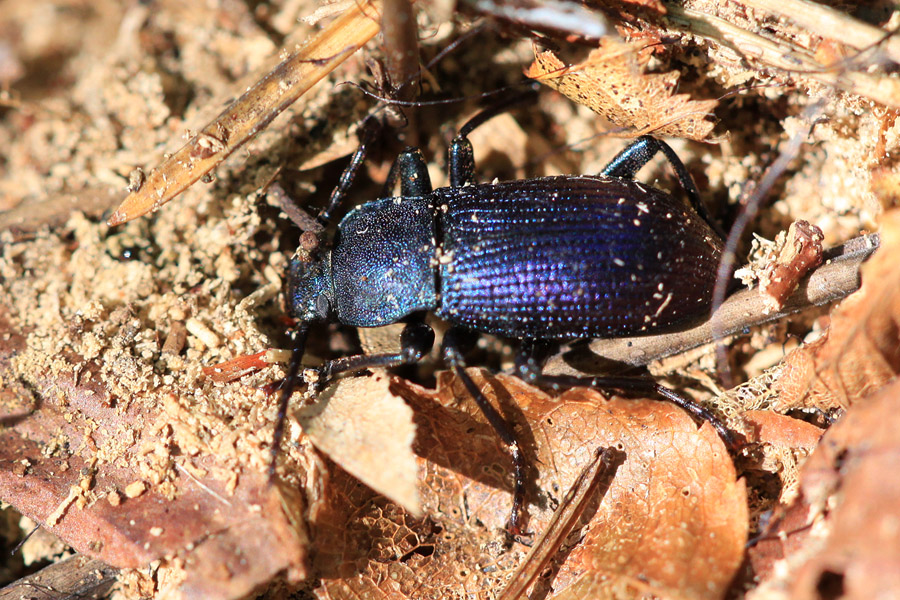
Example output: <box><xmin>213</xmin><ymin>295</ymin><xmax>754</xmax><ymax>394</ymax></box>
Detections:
<box><xmin>275</xmin><ymin>106</ymin><xmax>731</xmax><ymax>537</ymax></box>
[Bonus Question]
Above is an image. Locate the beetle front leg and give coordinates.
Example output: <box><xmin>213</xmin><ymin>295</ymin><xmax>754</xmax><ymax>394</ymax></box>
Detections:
<box><xmin>317</xmin><ymin>116</ymin><xmax>382</xmax><ymax>227</ymax></box>
<box><xmin>270</xmin><ymin>321</ymin><xmax>312</xmax><ymax>480</ymax></box>
<box><xmin>442</xmin><ymin>327</ymin><xmax>532</xmax><ymax>544</ymax></box>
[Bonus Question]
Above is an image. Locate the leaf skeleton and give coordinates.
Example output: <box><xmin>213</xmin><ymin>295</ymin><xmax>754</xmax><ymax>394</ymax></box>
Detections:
<box><xmin>276</xmin><ymin>100</ymin><xmax>735</xmax><ymax>539</ymax></box>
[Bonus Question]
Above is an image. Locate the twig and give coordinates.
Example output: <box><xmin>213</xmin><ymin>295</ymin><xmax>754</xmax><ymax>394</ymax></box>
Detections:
<box><xmin>739</xmin><ymin>0</ymin><xmax>900</xmax><ymax>65</ymax></box>
<box><xmin>0</xmin><ymin>188</ymin><xmax>122</xmax><ymax>236</ymax></box>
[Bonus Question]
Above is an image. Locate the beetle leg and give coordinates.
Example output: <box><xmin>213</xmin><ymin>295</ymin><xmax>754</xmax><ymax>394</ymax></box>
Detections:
<box><xmin>601</xmin><ymin>136</ymin><xmax>726</xmax><ymax>240</ymax></box>
<box><xmin>442</xmin><ymin>327</ymin><xmax>532</xmax><ymax>543</ymax></box>
<box><xmin>449</xmin><ymin>84</ymin><xmax>540</xmax><ymax>188</ymax></box>
<box><xmin>601</xmin><ymin>135</ymin><xmax>663</xmax><ymax>179</ymax></box>
<box><xmin>514</xmin><ymin>341</ymin><xmax>740</xmax><ymax>450</ymax></box>
<box><xmin>514</xmin><ymin>339</ymin><xmax>556</xmax><ymax>385</ymax></box>
<box><xmin>548</xmin><ymin>375</ymin><xmax>737</xmax><ymax>449</ymax></box>
<box><xmin>448</xmin><ymin>135</ymin><xmax>476</xmax><ymax>188</ymax></box>
<box><xmin>317</xmin><ymin>116</ymin><xmax>382</xmax><ymax>227</ymax></box>
<box><xmin>270</xmin><ymin>321</ymin><xmax>312</xmax><ymax>481</ymax></box>
<box><xmin>383</xmin><ymin>147</ymin><xmax>433</xmax><ymax>198</ymax></box>
<box><xmin>315</xmin><ymin>320</ymin><xmax>435</xmax><ymax>389</ymax></box>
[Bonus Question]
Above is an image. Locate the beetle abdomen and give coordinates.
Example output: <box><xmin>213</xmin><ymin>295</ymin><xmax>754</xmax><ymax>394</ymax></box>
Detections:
<box><xmin>435</xmin><ymin>176</ymin><xmax>723</xmax><ymax>339</ymax></box>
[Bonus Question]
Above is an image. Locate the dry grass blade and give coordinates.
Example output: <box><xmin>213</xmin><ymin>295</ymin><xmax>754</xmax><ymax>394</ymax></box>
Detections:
<box><xmin>106</xmin><ymin>0</ymin><xmax>385</xmax><ymax>226</ymax></box>
<box><xmin>499</xmin><ymin>447</ymin><xmax>624</xmax><ymax>600</ymax></box>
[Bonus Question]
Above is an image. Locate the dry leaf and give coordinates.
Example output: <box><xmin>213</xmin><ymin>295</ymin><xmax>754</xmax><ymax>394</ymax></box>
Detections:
<box><xmin>298</xmin><ymin>373</ymin><xmax>420</xmax><ymax>515</ymax></box>
<box><xmin>741</xmin><ymin>410</ymin><xmax>824</xmax><ymax>449</ymax></box>
<box><xmin>525</xmin><ymin>39</ymin><xmax>718</xmax><ymax>141</ymax></box>
<box><xmin>741</xmin><ymin>410</ymin><xmax>824</xmax><ymax>505</ymax></box>
<box><xmin>773</xmin><ymin>210</ymin><xmax>900</xmax><ymax>411</ymax></box>
<box><xmin>751</xmin><ymin>379</ymin><xmax>900</xmax><ymax>598</ymax></box>
<box><xmin>746</xmin><ymin>495</ymin><xmax>814</xmax><ymax>585</ymax></box>
<box><xmin>308</xmin><ymin>370</ymin><xmax>747</xmax><ymax>599</ymax></box>
<box><xmin>871</xmin><ymin>163</ymin><xmax>900</xmax><ymax>210</ymax></box>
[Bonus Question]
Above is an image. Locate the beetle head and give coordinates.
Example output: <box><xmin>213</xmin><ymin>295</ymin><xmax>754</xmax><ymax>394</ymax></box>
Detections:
<box><xmin>288</xmin><ymin>245</ymin><xmax>334</xmax><ymax>322</ymax></box>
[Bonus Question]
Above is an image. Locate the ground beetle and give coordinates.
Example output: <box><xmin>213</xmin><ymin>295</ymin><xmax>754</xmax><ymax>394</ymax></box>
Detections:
<box><xmin>274</xmin><ymin>106</ymin><xmax>731</xmax><ymax>538</ymax></box>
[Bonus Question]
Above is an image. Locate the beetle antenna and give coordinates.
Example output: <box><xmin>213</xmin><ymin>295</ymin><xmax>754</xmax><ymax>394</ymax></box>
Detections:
<box><xmin>268</xmin><ymin>321</ymin><xmax>311</xmax><ymax>482</ymax></box>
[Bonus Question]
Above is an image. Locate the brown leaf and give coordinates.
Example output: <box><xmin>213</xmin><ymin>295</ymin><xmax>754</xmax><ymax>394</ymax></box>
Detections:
<box><xmin>741</xmin><ymin>411</ymin><xmax>824</xmax><ymax>506</ymax></box>
<box><xmin>871</xmin><ymin>162</ymin><xmax>900</xmax><ymax>210</ymax></box>
<box><xmin>742</xmin><ymin>410</ymin><xmax>824</xmax><ymax>449</ymax></box>
<box><xmin>309</xmin><ymin>371</ymin><xmax>747</xmax><ymax>599</ymax></box>
<box><xmin>0</xmin><ymin>313</ymin><xmax>307</xmax><ymax>600</ymax></box>
<box><xmin>525</xmin><ymin>39</ymin><xmax>718</xmax><ymax>141</ymax></box>
<box><xmin>298</xmin><ymin>373</ymin><xmax>420</xmax><ymax>515</ymax></box>
<box><xmin>753</xmin><ymin>379</ymin><xmax>900</xmax><ymax>598</ymax></box>
<box><xmin>773</xmin><ymin>210</ymin><xmax>900</xmax><ymax>411</ymax></box>
<box><xmin>746</xmin><ymin>496</ymin><xmax>814</xmax><ymax>584</ymax></box>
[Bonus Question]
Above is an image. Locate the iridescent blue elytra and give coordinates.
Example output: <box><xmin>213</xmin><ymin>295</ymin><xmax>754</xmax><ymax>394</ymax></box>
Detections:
<box><xmin>435</xmin><ymin>176</ymin><xmax>722</xmax><ymax>338</ymax></box>
<box><xmin>290</xmin><ymin>173</ymin><xmax>723</xmax><ymax>340</ymax></box>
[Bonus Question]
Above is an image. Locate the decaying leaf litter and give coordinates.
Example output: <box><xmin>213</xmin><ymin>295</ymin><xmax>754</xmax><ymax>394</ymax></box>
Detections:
<box><xmin>1</xmin><ymin>0</ymin><xmax>899</xmax><ymax>598</ymax></box>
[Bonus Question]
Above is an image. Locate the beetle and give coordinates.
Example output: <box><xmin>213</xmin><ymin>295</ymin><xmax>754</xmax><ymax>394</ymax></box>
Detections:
<box><xmin>274</xmin><ymin>107</ymin><xmax>731</xmax><ymax>537</ymax></box>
